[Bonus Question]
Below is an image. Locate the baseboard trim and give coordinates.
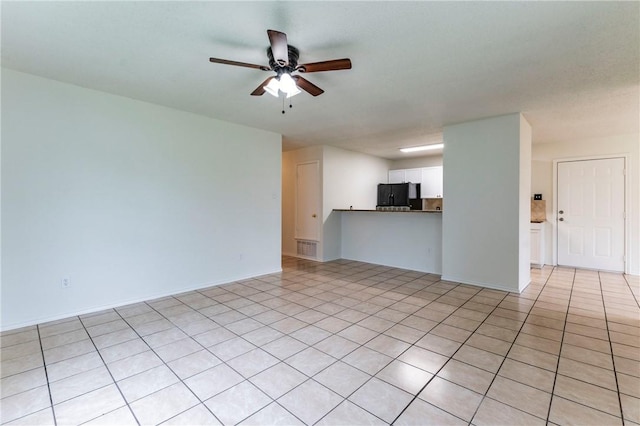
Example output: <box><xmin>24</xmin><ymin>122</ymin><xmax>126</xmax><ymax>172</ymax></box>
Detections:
<box><xmin>440</xmin><ymin>275</ymin><xmax>529</xmax><ymax>294</ymax></box>
<box><xmin>1</xmin><ymin>267</ymin><xmax>282</xmax><ymax>333</ymax></box>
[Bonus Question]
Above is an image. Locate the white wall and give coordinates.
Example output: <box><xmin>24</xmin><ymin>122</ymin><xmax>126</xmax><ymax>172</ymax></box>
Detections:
<box><xmin>519</xmin><ymin>116</ymin><xmax>533</xmax><ymax>288</ymax></box>
<box><xmin>442</xmin><ymin>113</ymin><xmax>531</xmax><ymax>292</ymax></box>
<box><xmin>341</xmin><ymin>212</ymin><xmax>442</xmax><ymax>273</ymax></box>
<box><xmin>1</xmin><ymin>69</ymin><xmax>282</xmax><ymax>330</ymax></box>
<box><xmin>322</xmin><ymin>146</ymin><xmax>390</xmax><ymax>261</ymax></box>
<box><xmin>389</xmin><ymin>155</ymin><xmax>443</xmax><ymax>170</ymax></box>
<box><xmin>532</xmin><ymin>133</ymin><xmax>640</xmax><ymax>274</ymax></box>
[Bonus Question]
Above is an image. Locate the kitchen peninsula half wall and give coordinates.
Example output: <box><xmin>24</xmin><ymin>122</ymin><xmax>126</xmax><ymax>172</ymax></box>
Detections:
<box><xmin>335</xmin><ymin>209</ymin><xmax>442</xmax><ymax>274</ymax></box>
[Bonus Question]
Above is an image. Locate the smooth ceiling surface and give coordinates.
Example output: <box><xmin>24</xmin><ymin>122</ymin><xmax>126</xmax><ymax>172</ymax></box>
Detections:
<box><xmin>2</xmin><ymin>1</ymin><xmax>638</xmax><ymax>159</ymax></box>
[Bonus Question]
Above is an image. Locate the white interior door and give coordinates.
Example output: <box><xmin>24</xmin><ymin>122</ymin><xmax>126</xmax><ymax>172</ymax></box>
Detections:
<box><xmin>557</xmin><ymin>158</ymin><xmax>625</xmax><ymax>271</ymax></box>
<box><xmin>296</xmin><ymin>162</ymin><xmax>320</xmax><ymax>241</ymax></box>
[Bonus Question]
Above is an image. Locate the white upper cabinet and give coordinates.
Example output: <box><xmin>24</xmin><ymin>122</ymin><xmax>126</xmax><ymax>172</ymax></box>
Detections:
<box><xmin>405</xmin><ymin>168</ymin><xmax>423</xmax><ymax>184</ymax></box>
<box><xmin>421</xmin><ymin>166</ymin><xmax>443</xmax><ymax>198</ymax></box>
<box><xmin>388</xmin><ymin>166</ymin><xmax>443</xmax><ymax>198</ymax></box>
<box><xmin>388</xmin><ymin>169</ymin><xmax>405</xmax><ymax>184</ymax></box>
<box><xmin>388</xmin><ymin>168</ymin><xmax>423</xmax><ymax>184</ymax></box>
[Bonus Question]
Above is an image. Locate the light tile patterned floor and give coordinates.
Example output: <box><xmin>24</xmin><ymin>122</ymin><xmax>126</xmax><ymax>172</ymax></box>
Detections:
<box><xmin>1</xmin><ymin>257</ymin><xmax>639</xmax><ymax>425</ymax></box>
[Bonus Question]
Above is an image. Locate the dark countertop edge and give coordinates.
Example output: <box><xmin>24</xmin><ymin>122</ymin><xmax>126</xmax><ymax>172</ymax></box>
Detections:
<box><xmin>333</xmin><ymin>209</ymin><xmax>442</xmax><ymax>213</ymax></box>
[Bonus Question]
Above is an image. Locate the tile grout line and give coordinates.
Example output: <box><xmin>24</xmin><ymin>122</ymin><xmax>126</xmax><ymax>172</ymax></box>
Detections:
<box><xmin>85</xmin><ymin>306</ymin><xmax>220</xmax><ymax>420</ymax></box>
<box><xmin>289</xmin><ymin>276</ymin><xmax>441</xmax><ymax>423</ymax></box>
<box><xmin>386</xmin><ymin>281</ymin><xmax>513</xmax><ymax>425</ymax></box>
<box><xmin>36</xmin><ymin>323</ymin><xmax>58</xmax><ymax>426</ymax></box>
<box><xmin>311</xmin><ymin>275</ymin><xmax>471</xmax><ymax>425</ymax></box>
<box><xmin>140</xmin><ymin>293</ymin><xmax>322</xmax><ymax>425</ymax></box>
<box><xmin>133</xmin><ymin>276</ymin><xmax>387</xmax><ymax>424</ymax></box>
<box><xmin>543</xmin><ymin>267</ymin><xmax>577</xmax><ymax>424</ymax></box>
<box><xmin>598</xmin><ymin>271</ymin><xmax>627</xmax><ymax>425</ymax></box>
<box><xmin>621</xmin><ymin>273</ymin><xmax>640</xmax><ymax>309</ymax></box>
<box><xmin>542</xmin><ymin>270</ymin><xmax>630</xmax><ymax>421</ymax></box>
<box><xmin>112</xmin><ymin>302</ymin><xmax>234</xmax><ymax>425</ymax></box>
<box><xmin>76</xmin><ymin>315</ymin><xmax>142</xmax><ymax>426</ymax></box>
<box><xmin>276</xmin><ymin>261</ymin><xmax>432</xmax><ymax>423</ymax></box>
<box><xmin>461</xmin><ymin>266</ymin><xmax>560</xmax><ymax>425</ymax></box>
<box><xmin>234</xmin><ymin>269</ymin><xmax>466</xmax><ymax>424</ymax></box>
<box><xmin>149</xmin><ymin>300</ymin><xmax>300</xmax><ymax>425</ymax></box>
<box><xmin>269</xmin><ymin>270</ymin><xmax>440</xmax><ymax>425</ymax></box>
<box><xmin>463</xmin><ymin>269</ymin><xmax>562</xmax><ymax>424</ymax></box>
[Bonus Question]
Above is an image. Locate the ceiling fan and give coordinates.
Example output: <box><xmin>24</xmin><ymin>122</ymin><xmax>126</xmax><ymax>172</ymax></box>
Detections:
<box><xmin>209</xmin><ymin>30</ymin><xmax>352</xmax><ymax>98</ymax></box>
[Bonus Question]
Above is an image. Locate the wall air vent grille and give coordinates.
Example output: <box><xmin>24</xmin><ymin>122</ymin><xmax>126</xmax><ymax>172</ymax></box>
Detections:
<box><xmin>297</xmin><ymin>240</ymin><xmax>317</xmax><ymax>258</ymax></box>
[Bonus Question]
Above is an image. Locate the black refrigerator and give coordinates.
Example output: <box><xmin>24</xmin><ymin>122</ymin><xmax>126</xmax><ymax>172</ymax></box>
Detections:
<box><xmin>377</xmin><ymin>183</ymin><xmax>420</xmax><ymax>208</ymax></box>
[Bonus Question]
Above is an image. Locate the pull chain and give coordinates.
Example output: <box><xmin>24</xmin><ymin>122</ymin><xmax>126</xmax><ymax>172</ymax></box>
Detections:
<box><xmin>280</xmin><ymin>96</ymin><xmax>293</xmax><ymax>114</ymax></box>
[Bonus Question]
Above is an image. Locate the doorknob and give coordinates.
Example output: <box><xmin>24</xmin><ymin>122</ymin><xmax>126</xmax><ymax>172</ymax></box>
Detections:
<box><xmin>312</xmin><ymin>214</ymin><xmax>317</xmax><ymax>218</ymax></box>
<box><xmin>559</xmin><ymin>218</ymin><xmax>564</xmax><ymax>221</ymax></box>
<box><xmin>559</xmin><ymin>210</ymin><xmax>564</xmax><ymax>214</ymax></box>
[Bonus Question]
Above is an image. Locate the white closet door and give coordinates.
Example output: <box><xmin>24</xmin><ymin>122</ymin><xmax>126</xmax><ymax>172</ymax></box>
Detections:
<box><xmin>296</xmin><ymin>161</ymin><xmax>320</xmax><ymax>241</ymax></box>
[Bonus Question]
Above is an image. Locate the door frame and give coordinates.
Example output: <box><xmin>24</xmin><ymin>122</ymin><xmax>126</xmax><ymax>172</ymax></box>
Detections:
<box><xmin>552</xmin><ymin>154</ymin><xmax>629</xmax><ymax>273</ymax></box>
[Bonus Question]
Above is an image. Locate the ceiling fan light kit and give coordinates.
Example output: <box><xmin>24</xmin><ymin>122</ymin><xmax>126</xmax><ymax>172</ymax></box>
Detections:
<box><xmin>281</xmin><ymin>75</ymin><xmax>301</xmax><ymax>98</ymax></box>
<box><xmin>209</xmin><ymin>29</ymin><xmax>351</xmax><ymax>107</ymax></box>
<box><xmin>263</xmin><ymin>78</ymin><xmax>280</xmax><ymax>97</ymax></box>
<box><xmin>268</xmin><ymin>73</ymin><xmax>301</xmax><ymax>98</ymax></box>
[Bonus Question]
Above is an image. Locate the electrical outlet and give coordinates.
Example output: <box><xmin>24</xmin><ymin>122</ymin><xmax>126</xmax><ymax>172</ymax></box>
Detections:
<box><xmin>61</xmin><ymin>277</ymin><xmax>71</xmax><ymax>289</ymax></box>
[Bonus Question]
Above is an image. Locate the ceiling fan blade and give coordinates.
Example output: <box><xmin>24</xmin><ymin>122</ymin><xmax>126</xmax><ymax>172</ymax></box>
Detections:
<box><xmin>296</xmin><ymin>58</ymin><xmax>352</xmax><ymax>73</ymax></box>
<box><xmin>250</xmin><ymin>77</ymin><xmax>275</xmax><ymax>96</ymax></box>
<box><xmin>209</xmin><ymin>57</ymin><xmax>270</xmax><ymax>71</ymax></box>
<box><xmin>267</xmin><ymin>29</ymin><xmax>289</xmax><ymax>66</ymax></box>
<box><xmin>292</xmin><ymin>76</ymin><xmax>324</xmax><ymax>96</ymax></box>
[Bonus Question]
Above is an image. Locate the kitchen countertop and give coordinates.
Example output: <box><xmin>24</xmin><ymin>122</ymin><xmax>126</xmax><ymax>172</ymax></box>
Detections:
<box><xmin>334</xmin><ymin>209</ymin><xmax>442</xmax><ymax>213</ymax></box>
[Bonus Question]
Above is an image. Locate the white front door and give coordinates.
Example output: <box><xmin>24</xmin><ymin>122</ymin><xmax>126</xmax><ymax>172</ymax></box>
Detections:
<box><xmin>557</xmin><ymin>158</ymin><xmax>625</xmax><ymax>271</ymax></box>
<box><xmin>296</xmin><ymin>161</ymin><xmax>320</xmax><ymax>241</ymax></box>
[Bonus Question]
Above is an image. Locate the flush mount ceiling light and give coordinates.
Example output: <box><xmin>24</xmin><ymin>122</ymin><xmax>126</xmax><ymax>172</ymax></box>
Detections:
<box><xmin>399</xmin><ymin>143</ymin><xmax>444</xmax><ymax>153</ymax></box>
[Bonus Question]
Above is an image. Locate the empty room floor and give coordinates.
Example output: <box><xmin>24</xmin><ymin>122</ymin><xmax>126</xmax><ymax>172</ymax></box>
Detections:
<box><xmin>1</xmin><ymin>256</ymin><xmax>639</xmax><ymax>425</ymax></box>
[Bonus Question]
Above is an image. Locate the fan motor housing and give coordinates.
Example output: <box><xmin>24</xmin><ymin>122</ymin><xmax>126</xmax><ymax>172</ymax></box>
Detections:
<box><xmin>267</xmin><ymin>45</ymin><xmax>300</xmax><ymax>74</ymax></box>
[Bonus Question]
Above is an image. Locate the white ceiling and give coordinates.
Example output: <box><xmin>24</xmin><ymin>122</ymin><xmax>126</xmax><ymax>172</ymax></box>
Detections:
<box><xmin>2</xmin><ymin>1</ymin><xmax>638</xmax><ymax>159</ymax></box>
